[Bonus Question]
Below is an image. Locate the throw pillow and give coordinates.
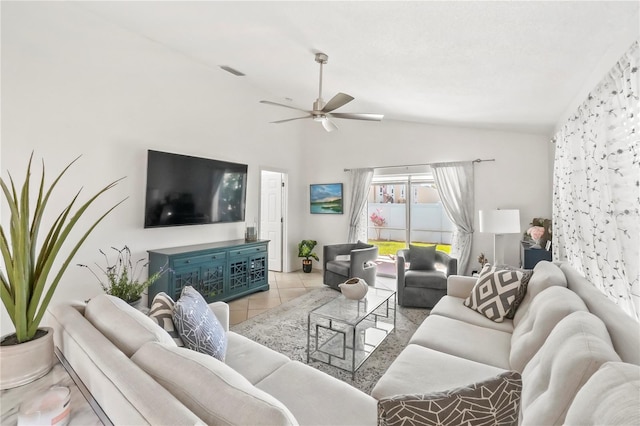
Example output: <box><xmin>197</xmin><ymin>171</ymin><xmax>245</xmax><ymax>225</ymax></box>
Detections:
<box><xmin>505</xmin><ymin>269</ymin><xmax>532</xmax><ymax>319</ymax></box>
<box><xmin>377</xmin><ymin>370</ymin><xmax>522</xmax><ymax>426</ymax></box>
<box><xmin>148</xmin><ymin>292</ymin><xmax>184</xmax><ymax>347</ymax></box>
<box><xmin>173</xmin><ymin>286</ymin><xmax>227</xmax><ymax>361</ymax></box>
<box><xmin>408</xmin><ymin>244</ymin><xmax>436</xmax><ymax>271</ymax></box>
<box><xmin>481</xmin><ymin>264</ymin><xmax>533</xmax><ymax>319</ymax></box>
<box><xmin>464</xmin><ymin>265</ymin><xmax>527</xmax><ymax>322</ymax></box>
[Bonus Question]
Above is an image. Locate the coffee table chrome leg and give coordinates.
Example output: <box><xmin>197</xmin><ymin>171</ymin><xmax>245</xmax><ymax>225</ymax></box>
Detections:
<box><xmin>306</xmin><ymin>312</ymin><xmax>311</xmax><ymax>363</ymax></box>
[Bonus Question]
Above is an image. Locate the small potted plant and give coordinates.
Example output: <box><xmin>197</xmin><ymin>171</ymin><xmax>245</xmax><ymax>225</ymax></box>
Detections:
<box><xmin>78</xmin><ymin>246</ymin><xmax>168</xmax><ymax>308</ymax></box>
<box><xmin>298</xmin><ymin>240</ymin><xmax>319</xmax><ymax>273</ymax></box>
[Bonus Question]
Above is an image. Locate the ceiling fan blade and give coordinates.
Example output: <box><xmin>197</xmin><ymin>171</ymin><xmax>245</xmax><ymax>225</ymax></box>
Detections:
<box><xmin>270</xmin><ymin>115</ymin><xmax>312</xmax><ymax>124</ymax></box>
<box><xmin>321</xmin><ymin>118</ymin><xmax>338</xmax><ymax>132</ymax></box>
<box><xmin>260</xmin><ymin>100</ymin><xmax>310</xmax><ymax>113</ymax></box>
<box><xmin>321</xmin><ymin>93</ymin><xmax>354</xmax><ymax>113</ymax></box>
<box><xmin>329</xmin><ymin>112</ymin><xmax>384</xmax><ymax>121</ymax></box>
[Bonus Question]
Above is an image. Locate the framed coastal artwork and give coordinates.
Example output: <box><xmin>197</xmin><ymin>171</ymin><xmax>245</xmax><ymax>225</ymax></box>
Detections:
<box><xmin>310</xmin><ymin>183</ymin><xmax>343</xmax><ymax>214</ymax></box>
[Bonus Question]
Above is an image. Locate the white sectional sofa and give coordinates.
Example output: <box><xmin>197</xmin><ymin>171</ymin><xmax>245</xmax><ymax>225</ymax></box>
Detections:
<box><xmin>47</xmin><ymin>261</ymin><xmax>640</xmax><ymax>425</ymax></box>
<box><xmin>48</xmin><ymin>296</ymin><xmax>376</xmax><ymax>425</ymax></box>
<box><xmin>372</xmin><ymin>261</ymin><xmax>640</xmax><ymax>425</ymax></box>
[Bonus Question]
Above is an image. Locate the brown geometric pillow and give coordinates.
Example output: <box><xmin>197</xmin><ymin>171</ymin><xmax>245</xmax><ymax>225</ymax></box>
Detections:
<box><xmin>148</xmin><ymin>292</ymin><xmax>184</xmax><ymax>347</ymax></box>
<box><xmin>464</xmin><ymin>265</ymin><xmax>527</xmax><ymax>322</ymax></box>
<box><xmin>377</xmin><ymin>370</ymin><xmax>522</xmax><ymax>426</ymax></box>
<box><xmin>505</xmin><ymin>269</ymin><xmax>532</xmax><ymax>319</ymax></box>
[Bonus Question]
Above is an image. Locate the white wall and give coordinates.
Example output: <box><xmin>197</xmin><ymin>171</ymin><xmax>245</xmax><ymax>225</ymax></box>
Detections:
<box><xmin>0</xmin><ymin>2</ymin><xmax>306</xmax><ymax>335</ymax></box>
<box><xmin>300</xmin><ymin>119</ymin><xmax>551</xmax><ymax>274</ymax></box>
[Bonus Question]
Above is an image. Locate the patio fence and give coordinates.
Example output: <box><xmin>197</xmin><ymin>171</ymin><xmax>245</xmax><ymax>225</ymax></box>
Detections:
<box><xmin>368</xmin><ymin>202</ymin><xmax>454</xmax><ymax>245</ymax></box>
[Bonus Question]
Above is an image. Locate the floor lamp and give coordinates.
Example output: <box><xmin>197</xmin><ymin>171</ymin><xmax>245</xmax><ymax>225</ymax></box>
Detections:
<box><xmin>479</xmin><ymin>209</ymin><xmax>521</xmax><ymax>266</ymax></box>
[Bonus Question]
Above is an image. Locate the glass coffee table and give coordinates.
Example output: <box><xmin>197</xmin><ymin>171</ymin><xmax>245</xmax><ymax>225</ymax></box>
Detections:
<box><xmin>307</xmin><ymin>287</ymin><xmax>396</xmax><ymax>378</ymax></box>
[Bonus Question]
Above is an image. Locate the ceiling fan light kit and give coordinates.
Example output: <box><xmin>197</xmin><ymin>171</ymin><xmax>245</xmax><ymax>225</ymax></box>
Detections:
<box><xmin>260</xmin><ymin>52</ymin><xmax>383</xmax><ymax>132</ymax></box>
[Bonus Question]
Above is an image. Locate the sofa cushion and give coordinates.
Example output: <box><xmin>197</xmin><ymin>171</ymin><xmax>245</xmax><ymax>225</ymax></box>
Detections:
<box><xmin>564</xmin><ymin>362</ymin><xmax>640</xmax><ymax>425</ymax></box>
<box><xmin>256</xmin><ymin>360</ymin><xmax>376</xmax><ymax>426</ymax></box>
<box><xmin>512</xmin><ymin>260</ymin><xmax>567</xmax><ymax>327</ymax></box>
<box><xmin>225</xmin><ymin>332</ymin><xmax>290</xmax><ymax>384</ymax></box>
<box><xmin>50</xmin><ymin>303</ymin><xmax>204</xmax><ymax>425</ymax></box>
<box><xmin>520</xmin><ymin>311</ymin><xmax>622</xmax><ymax>425</ymax></box>
<box><xmin>132</xmin><ymin>342</ymin><xmax>297</xmax><ymax>426</ymax></box>
<box><xmin>429</xmin><ymin>295</ymin><xmax>514</xmax><ymax>333</ymax></box>
<box><xmin>326</xmin><ymin>260</ymin><xmax>350</xmax><ymax>276</ymax></box>
<box><xmin>85</xmin><ymin>294</ymin><xmax>176</xmax><ymax>357</ymax></box>
<box><xmin>409</xmin><ymin>315</ymin><xmax>512</xmax><ymax>369</ymax></box>
<box><xmin>173</xmin><ymin>286</ymin><xmax>227</xmax><ymax>361</ymax></box>
<box><xmin>510</xmin><ymin>286</ymin><xmax>588</xmax><ymax>372</ymax></box>
<box><xmin>408</xmin><ymin>244</ymin><xmax>436</xmax><ymax>270</ymax></box>
<box><xmin>404</xmin><ymin>270</ymin><xmax>447</xmax><ymax>289</ymax></box>
<box><xmin>377</xmin><ymin>370</ymin><xmax>522</xmax><ymax>426</ymax></box>
<box><xmin>371</xmin><ymin>344</ymin><xmax>507</xmax><ymax>400</ymax></box>
<box><xmin>148</xmin><ymin>292</ymin><xmax>184</xmax><ymax>347</ymax></box>
<box><xmin>464</xmin><ymin>266</ymin><xmax>528</xmax><ymax>322</ymax></box>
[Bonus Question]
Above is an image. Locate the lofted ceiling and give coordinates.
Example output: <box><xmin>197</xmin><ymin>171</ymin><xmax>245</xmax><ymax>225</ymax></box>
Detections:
<box><xmin>63</xmin><ymin>1</ymin><xmax>640</xmax><ymax>135</ymax></box>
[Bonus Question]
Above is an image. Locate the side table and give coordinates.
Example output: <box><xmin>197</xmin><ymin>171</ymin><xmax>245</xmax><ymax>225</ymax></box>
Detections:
<box><xmin>0</xmin><ymin>347</ymin><xmax>112</xmax><ymax>425</ymax></box>
<box><xmin>521</xmin><ymin>242</ymin><xmax>552</xmax><ymax>269</ymax></box>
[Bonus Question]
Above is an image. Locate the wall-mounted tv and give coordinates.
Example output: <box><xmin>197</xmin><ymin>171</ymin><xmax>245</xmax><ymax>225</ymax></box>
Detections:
<box><xmin>144</xmin><ymin>150</ymin><xmax>248</xmax><ymax>228</ymax></box>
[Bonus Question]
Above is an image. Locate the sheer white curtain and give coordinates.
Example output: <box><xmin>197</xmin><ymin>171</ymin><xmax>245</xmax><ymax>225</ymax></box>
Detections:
<box><xmin>431</xmin><ymin>161</ymin><xmax>475</xmax><ymax>275</ymax></box>
<box><xmin>347</xmin><ymin>168</ymin><xmax>374</xmax><ymax>243</ymax></box>
<box><xmin>553</xmin><ymin>41</ymin><xmax>639</xmax><ymax>320</ymax></box>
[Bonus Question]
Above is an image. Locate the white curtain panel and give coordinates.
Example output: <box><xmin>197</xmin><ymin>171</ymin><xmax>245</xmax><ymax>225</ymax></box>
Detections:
<box><xmin>553</xmin><ymin>41</ymin><xmax>639</xmax><ymax>320</ymax></box>
<box><xmin>347</xmin><ymin>168</ymin><xmax>374</xmax><ymax>243</ymax></box>
<box><xmin>431</xmin><ymin>161</ymin><xmax>475</xmax><ymax>275</ymax></box>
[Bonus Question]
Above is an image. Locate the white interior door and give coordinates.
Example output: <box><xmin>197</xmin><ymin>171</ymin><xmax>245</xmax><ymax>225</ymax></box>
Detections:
<box><xmin>260</xmin><ymin>170</ymin><xmax>284</xmax><ymax>272</ymax></box>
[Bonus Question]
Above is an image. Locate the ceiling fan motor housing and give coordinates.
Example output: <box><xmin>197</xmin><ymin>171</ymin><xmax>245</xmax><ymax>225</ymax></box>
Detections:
<box><xmin>315</xmin><ymin>53</ymin><xmax>328</xmax><ymax>64</ymax></box>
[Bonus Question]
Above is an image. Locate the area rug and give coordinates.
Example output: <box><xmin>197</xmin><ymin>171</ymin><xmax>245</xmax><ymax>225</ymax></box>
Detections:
<box><xmin>230</xmin><ymin>287</ymin><xmax>429</xmax><ymax>394</ymax></box>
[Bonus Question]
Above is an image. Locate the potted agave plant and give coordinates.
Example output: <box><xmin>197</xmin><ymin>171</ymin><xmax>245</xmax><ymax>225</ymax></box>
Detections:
<box><xmin>0</xmin><ymin>154</ymin><xmax>123</xmax><ymax>389</ymax></box>
<box><xmin>78</xmin><ymin>246</ymin><xmax>168</xmax><ymax>308</ymax></box>
<box><xmin>298</xmin><ymin>239</ymin><xmax>319</xmax><ymax>273</ymax></box>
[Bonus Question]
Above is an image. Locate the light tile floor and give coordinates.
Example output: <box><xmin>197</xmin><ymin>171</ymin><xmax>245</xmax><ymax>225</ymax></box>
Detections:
<box><xmin>228</xmin><ymin>270</ymin><xmax>396</xmax><ymax>326</ymax></box>
<box><xmin>228</xmin><ymin>270</ymin><xmax>326</xmax><ymax>326</ymax></box>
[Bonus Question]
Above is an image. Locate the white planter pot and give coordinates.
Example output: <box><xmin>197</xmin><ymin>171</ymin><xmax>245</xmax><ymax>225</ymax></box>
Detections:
<box><xmin>0</xmin><ymin>327</ymin><xmax>54</xmax><ymax>390</ymax></box>
<box><xmin>339</xmin><ymin>278</ymin><xmax>369</xmax><ymax>300</ymax></box>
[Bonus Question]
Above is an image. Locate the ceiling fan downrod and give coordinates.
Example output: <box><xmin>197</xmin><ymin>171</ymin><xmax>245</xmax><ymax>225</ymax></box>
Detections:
<box><xmin>314</xmin><ymin>53</ymin><xmax>328</xmax><ymax>111</ymax></box>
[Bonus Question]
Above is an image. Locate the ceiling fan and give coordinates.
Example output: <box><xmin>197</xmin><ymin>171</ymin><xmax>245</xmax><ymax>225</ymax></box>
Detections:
<box><xmin>260</xmin><ymin>52</ymin><xmax>384</xmax><ymax>132</ymax></box>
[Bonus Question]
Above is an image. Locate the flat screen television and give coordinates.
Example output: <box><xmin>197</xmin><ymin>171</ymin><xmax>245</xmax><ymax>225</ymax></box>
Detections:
<box><xmin>144</xmin><ymin>150</ymin><xmax>248</xmax><ymax>228</ymax></box>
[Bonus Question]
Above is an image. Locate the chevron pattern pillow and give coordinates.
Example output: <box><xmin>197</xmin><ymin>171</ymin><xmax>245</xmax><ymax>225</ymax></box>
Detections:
<box><xmin>148</xmin><ymin>292</ymin><xmax>184</xmax><ymax>347</ymax></box>
<box><xmin>173</xmin><ymin>286</ymin><xmax>227</xmax><ymax>361</ymax></box>
<box><xmin>464</xmin><ymin>264</ymin><xmax>527</xmax><ymax>322</ymax></box>
<box><xmin>378</xmin><ymin>370</ymin><xmax>522</xmax><ymax>426</ymax></box>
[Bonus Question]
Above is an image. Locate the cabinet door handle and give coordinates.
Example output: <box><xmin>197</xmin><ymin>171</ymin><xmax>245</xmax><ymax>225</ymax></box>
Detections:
<box><xmin>185</xmin><ymin>260</ymin><xmax>191</xmax><ymax>264</ymax></box>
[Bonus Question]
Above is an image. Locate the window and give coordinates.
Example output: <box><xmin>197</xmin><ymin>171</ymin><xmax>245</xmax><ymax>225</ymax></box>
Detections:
<box><xmin>366</xmin><ymin>169</ymin><xmax>453</xmax><ymax>277</ymax></box>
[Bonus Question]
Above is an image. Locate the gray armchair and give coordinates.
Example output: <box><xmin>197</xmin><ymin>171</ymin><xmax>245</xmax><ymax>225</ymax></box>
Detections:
<box><xmin>323</xmin><ymin>242</ymin><xmax>379</xmax><ymax>289</ymax></box>
<box><xmin>396</xmin><ymin>247</ymin><xmax>457</xmax><ymax>308</ymax></box>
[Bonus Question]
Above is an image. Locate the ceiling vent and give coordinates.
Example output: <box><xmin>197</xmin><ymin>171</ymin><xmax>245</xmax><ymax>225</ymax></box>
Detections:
<box><xmin>219</xmin><ymin>65</ymin><xmax>245</xmax><ymax>76</ymax></box>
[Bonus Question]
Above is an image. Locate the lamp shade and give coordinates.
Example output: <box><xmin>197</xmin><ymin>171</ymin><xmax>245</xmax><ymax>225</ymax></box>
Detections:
<box><xmin>479</xmin><ymin>209</ymin><xmax>521</xmax><ymax>234</ymax></box>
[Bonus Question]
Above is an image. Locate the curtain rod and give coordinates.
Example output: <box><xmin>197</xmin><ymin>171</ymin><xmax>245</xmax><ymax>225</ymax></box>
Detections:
<box><xmin>343</xmin><ymin>158</ymin><xmax>495</xmax><ymax>172</ymax></box>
